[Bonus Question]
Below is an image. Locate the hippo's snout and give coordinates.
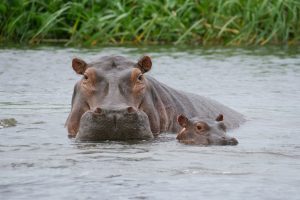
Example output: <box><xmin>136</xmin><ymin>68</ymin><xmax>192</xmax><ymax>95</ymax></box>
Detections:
<box><xmin>91</xmin><ymin>106</ymin><xmax>139</xmax><ymax>131</ymax></box>
<box><xmin>93</xmin><ymin>106</ymin><xmax>137</xmax><ymax>115</ymax></box>
<box><xmin>222</xmin><ymin>137</ymin><xmax>238</xmax><ymax>146</ymax></box>
<box><xmin>228</xmin><ymin>137</ymin><xmax>238</xmax><ymax>145</ymax></box>
<box><xmin>76</xmin><ymin>107</ymin><xmax>153</xmax><ymax>141</ymax></box>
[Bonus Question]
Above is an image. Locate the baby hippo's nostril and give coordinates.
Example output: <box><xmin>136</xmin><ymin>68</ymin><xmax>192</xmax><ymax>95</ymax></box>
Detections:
<box><xmin>231</xmin><ymin>138</ymin><xmax>238</xmax><ymax>145</ymax></box>
<box><xmin>127</xmin><ymin>106</ymin><xmax>137</xmax><ymax>114</ymax></box>
<box><xmin>228</xmin><ymin>137</ymin><xmax>238</xmax><ymax>145</ymax></box>
<box><xmin>94</xmin><ymin>107</ymin><xmax>102</xmax><ymax>114</ymax></box>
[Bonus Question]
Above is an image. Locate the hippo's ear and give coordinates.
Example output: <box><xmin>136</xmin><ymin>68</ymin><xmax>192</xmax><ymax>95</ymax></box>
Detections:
<box><xmin>72</xmin><ymin>58</ymin><xmax>87</xmax><ymax>75</ymax></box>
<box><xmin>136</xmin><ymin>55</ymin><xmax>152</xmax><ymax>73</ymax></box>
<box><xmin>215</xmin><ymin>114</ymin><xmax>224</xmax><ymax>122</ymax></box>
<box><xmin>177</xmin><ymin>114</ymin><xmax>189</xmax><ymax>128</ymax></box>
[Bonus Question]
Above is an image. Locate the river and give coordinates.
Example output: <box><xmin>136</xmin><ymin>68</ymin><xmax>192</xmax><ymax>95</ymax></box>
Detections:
<box><xmin>0</xmin><ymin>46</ymin><xmax>299</xmax><ymax>200</ymax></box>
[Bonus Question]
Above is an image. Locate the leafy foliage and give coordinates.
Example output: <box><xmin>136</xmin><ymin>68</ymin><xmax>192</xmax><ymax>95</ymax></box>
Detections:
<box><xmin>0</xmin><ymin>0</ymin><xmax>299</xmax><ymax>46</ymax></box>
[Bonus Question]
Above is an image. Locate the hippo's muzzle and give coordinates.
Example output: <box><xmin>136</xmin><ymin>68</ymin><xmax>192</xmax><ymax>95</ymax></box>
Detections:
<box><xmin>208</xmin><ymin>135</ymin><xmax>238</xmax><ymax>146</ymax></box>
<box><xmin>76</xmin><ymin>107</ymin><xmax>153</xmax><ymax>141</ymax></box>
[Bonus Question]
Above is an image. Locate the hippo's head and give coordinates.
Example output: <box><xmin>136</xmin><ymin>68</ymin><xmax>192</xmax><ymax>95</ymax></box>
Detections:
<box><xmin>176</xmin><ymin>114</ymin><xmax>238</xmax><ymax>145</ymax></box>
<box><xmin>65</xmin><ymin>55</ymin><xmax>154</xmax><ymax>141</ymax></box>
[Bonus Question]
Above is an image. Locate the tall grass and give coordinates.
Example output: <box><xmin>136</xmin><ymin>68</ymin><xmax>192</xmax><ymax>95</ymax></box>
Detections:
<box><xmin>0</xmin><ymin>0</ymin><xmax>299</xmax><ymax>46</ymax></box>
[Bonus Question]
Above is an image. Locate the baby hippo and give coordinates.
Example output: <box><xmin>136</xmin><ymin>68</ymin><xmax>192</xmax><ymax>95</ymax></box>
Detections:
<box><xmin>176</xmin><ymin>114</ymin><xmax>238</xmax><ymax>146</ymax></box>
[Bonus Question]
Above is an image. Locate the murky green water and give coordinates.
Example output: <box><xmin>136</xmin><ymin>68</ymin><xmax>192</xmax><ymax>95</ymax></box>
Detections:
<box><xmin>0</xmin><ymin>46</ymin><xmax>300</xmax><ymax>200</ymax></box>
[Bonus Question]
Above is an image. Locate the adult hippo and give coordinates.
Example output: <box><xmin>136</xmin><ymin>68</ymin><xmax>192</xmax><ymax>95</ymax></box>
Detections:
<box><xmin>65</xmin><ymin>55</ymin><xmax>245</xmax><ymax>141</ymax></box>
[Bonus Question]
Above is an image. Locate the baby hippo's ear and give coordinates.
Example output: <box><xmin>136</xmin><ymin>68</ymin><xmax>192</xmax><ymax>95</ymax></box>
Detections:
<box><xmin>72</xmin><ymin>58</ymin><xmax>87</xmax><ymax>75</ymax></box>
<box><xmin>136</xmin><ymin>55</ymin><xmax>152</xmax><ymax>73</ymax></box>
<box><xmin>177</xmin><ymin>114</ymin><xmax>189</xmax><ymax>128</ymax></box>
<box><xmin>215</xmin><ymin>114</ymin><xmax>224</xmax><ymax>122</ymax></box>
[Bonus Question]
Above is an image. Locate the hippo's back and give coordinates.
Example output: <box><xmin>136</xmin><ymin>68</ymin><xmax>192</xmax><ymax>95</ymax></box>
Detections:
<box><xmin>147</xmin><ymin>76</ymin><xmax>245</xmax><ymax>130</ymax></box>
<box><xmin>185</xmin><ymin>92</ymin><xmax>245</xmax><ymax>129</ymax></box>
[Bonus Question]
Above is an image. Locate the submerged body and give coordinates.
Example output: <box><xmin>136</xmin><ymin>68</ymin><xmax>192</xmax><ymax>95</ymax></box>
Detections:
<box><xmin>65</xmin><ymin>55</ymin><xmax>245</xmax><ymax>141</ymax></box>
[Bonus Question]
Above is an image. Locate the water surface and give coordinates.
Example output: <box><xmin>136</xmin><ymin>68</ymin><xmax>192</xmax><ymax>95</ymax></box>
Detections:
<box><xmin>0</xmin><ymin>46</ymin><xmax>300</xmax><ymax>200</ymax></box>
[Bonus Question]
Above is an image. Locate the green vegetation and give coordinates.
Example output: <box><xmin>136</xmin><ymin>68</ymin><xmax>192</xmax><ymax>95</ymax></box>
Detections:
<box><xmin>0</xmin><ymin>0</ymin><xmax>299</xmax><ymax>46</ymax></box>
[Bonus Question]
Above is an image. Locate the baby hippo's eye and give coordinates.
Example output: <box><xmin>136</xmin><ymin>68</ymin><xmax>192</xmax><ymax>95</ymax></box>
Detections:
<box><xmin>196</xmin><ymin>125</ymin><xmax>203</xmax><ymax>131</ymax></box>
<box><xmin>83</xmin><ymin>74</ymin><xmax>88</xmax><ymax>80</ymax></box>
<box><xmin>196</xmin><ymin>122</ymin><xmax>206</xmax><ymax>131</ymax></box>
<box><xmin>137</xmin><ymin>74</ymin><xmax>143</xmax><ymax>81</ymax></box>
<box><xmin>195</xmin><ymin>122</ymin><xmax>208</xmax><ymax>133</ymax></box>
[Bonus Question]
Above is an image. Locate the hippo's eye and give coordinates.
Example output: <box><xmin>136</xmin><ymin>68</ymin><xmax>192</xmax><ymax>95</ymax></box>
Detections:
<box><xmin>83</xmin><ymin>74</ymin><xmax>88</xmax><ymax>80</ymax></box>
<box><xmin>196</xmin><ymin>125</ymin><xmax>203</xmax><ymax>131</ymax></box>
<box><xmin>196</xmin><ymin>122</ymin><xmax>207</xmax><ymax>132</ymax></box>
<box><xmin>137</xmin><ymin>74</ymin><xmax>143</xmax><ymax>81</ymax></box>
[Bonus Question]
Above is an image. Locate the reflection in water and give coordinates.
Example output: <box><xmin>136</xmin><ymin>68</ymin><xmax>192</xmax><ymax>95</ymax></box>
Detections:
<box><xmin>0</xmin><ymin>47</ymin><xmax>300</xmax><ymax>200</ymax></box>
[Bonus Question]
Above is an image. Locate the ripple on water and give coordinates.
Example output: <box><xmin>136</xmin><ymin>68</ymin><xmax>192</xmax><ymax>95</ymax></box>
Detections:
<box><xmin>173</xmin><ymin>168</ymin><xmax>253</xmax><ymax>176</ymax></box>
<box><xmin>224</xmin><ymin>149</ymin><xmax>300</xmax><ymax>159</ymax></box>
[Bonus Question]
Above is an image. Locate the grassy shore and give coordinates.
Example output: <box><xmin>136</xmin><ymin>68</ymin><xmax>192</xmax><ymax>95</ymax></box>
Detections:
<box><xmin>0</xmin><ymin>0</ymin><xmax>299</xmax><ymax>46</ymax></box>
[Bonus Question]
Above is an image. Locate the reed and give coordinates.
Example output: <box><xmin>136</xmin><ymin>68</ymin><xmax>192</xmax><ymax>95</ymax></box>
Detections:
<box><xmin>0</xmin><ymin>0</ymin><xmax>299</xmax><ymax>46</ymax></box>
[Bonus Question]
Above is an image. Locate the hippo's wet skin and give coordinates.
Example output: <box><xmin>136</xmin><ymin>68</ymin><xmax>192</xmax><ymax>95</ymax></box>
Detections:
<box><xmin>0</xmin><ymin>118</ymin><xmax>17</xmax><ymax>128</ymax></box>
<box><xmin>65</xmin><ymin>55</ymin><xmax>245</xmax><ymax>141</ymax></box>
<box><xmin>176</xmin><ymin>114</ymin><xmax>238</xmax><ymax>145</ymax></box>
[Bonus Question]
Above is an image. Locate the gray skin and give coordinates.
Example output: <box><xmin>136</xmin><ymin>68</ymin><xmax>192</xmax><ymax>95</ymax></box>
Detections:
<box><xmin>65</xmin><ymin>55</ymin><xmax>245</xmax><ymax>141</ymax></box>
<box><xmin>0</xmin><ymin>118</ymin><xmax>17</xmax><ymax>128</ymax></box>
<box><xmin>176</xmin><ymin>114</ymin><xmax>238</xmax><ymax>145</ymax></box>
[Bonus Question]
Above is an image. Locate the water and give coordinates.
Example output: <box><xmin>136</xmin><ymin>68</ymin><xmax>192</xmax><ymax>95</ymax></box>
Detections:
<box><xmin>0</xmin><ymin>46</ymin><xmax>300</xmax><ymax>200</ymax></box>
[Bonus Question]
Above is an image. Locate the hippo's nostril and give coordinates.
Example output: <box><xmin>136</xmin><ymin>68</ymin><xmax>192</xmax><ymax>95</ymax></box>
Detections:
<box><xmin>113</xmin><ymin>115</ymin><xmax>117</xmax><ymax>129</ymax></box>
<box><xmin>94</xmin><ymin>107</ymin><xmax>102</xmax><ymax>114</ymax></box>
<box><xmin>127</xmin><ymin>106</ymin><xmax>136</xmax><ymax>114</ymax></box>
<box><xmin>226</xmin><ymin>137</ymin><xmax>238</xmax><ymax>145</ymax></box>
<box><xmin>231</xmin><ymin>138</ymin><xmax>238</xmax><ymax>145</ymax></box>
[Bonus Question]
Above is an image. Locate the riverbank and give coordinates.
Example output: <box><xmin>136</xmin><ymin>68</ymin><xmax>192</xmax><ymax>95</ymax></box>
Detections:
<box><xmin>1</xmin><ymin>0</ymin><xmax>299</xmax><ymax>46</ymax></box>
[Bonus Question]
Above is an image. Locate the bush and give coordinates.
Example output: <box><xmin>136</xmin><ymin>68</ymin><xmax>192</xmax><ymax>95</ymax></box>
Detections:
<box><xmin>0</xmin><ymin>0</ymin><xmax>299</xmax><ymax>46</ymax></box>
